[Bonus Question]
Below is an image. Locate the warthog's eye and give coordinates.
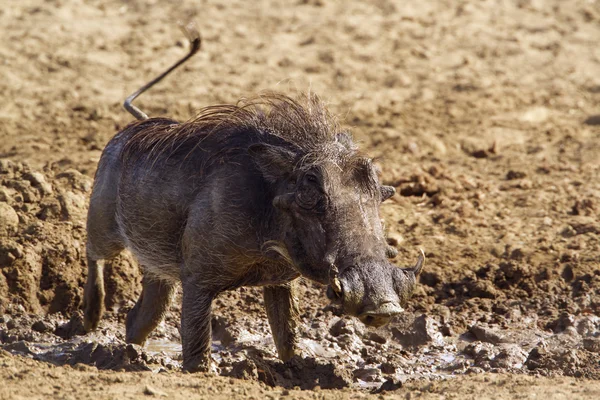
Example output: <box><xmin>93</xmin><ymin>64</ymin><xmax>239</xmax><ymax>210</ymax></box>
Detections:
<box><xmin>296</xmin><ymin>173</ymin><xmax>322</xmax><ymax>210</ymax></box>
<box><xmin>305</xmin><ymin>173</ymin><xmax>318</xmax><ymax>184</ymax></box>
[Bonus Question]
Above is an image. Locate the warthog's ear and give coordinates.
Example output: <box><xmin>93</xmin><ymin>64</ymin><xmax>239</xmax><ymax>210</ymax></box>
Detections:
<box><xmin>380</xmin><ymin>185</ymin><xmax>396</xmax><ymax>201</ymax></box>
<box><xmin>248</xmin><ymin>143</ymin><xmax>296</xmax><ymax>183</ymax></box>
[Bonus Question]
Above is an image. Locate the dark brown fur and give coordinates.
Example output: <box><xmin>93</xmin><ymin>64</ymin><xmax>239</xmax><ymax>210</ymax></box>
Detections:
<box><xmin>120</xmin><ymin>93</ymin><xmax>377</xmax><ymax>194</ymax></box>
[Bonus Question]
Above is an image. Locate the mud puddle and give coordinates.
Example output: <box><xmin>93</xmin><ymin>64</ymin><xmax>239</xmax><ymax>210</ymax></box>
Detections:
<box><xmin>2</xmin><ymin>300</ymin><xmax>599</xmax><ymax>392</ymax></box>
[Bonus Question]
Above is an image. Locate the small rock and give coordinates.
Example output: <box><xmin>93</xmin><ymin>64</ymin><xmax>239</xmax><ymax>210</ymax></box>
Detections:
<box><xmin>560</xmin><ymin>225</ymin><xmax>577</xmax><ymax>238</ymax></box>
<box><xmin>525</xmin><ymin>343</ymin><xmax>551</xmax><ymax>371</ymax></box>
<box><xmin>386</xmin><ymin>233</ymin><xmax>403</xmax><ymax>247</ymax></box>
<box><xmin>490</xmin><ymin>345</ymin><xmax>528</xmax><ymax>369</ymax></box>
<box><xmin>281</xmin><ymin>356</ymin><xmax>353</xmax><ymax>389</ymax></box>
<box><xmin>506</xmin><ymin>170</ymin><xmax>526</xmax><ymax>180</ymax></box>
<box><xmin>576</xmin><ymin>316</ymin><xmax>600</xmax><ymax>337</ymax></box>
<box><xmin>22</xmin><ymin>171</ymin><xmax>53</xmax><ymax>195</ymax></box>
<box><xmin>464</xmin><ymin>342</ymin><xmax>499</xmax><ymax>371</ymax></box>
<box><xmin>57</xmin><ymin>191</ymin><xmax>86</xmax><ymax>220</ymax></box>
<box><xmin>3</xmin><ymin>341</ymin><xmax>34</xmax><ymax>355</ymax></box>
<box><xmin>470</xmin><ymin>324</ymin><xmax>507</xmax><ymax>344</ymax></box>
<box><xmin>73</xmin><ymin>363</ymin><xmax>95</xmax><ymax>372</ymax></box>
<box><xmin>226</xmin><ymin>359</ymin><xmax>258</xmax><ymax>380</ymax></box>
<box><xmin>372</xmin><ymin>378</ymin><xmax>402</xmax><ymax>393</ymax></box>
<box><xmin>329</xmin><ymin>317</ymin><xmax>364</xmax><ymax>337</ymax></box>
<box><xmin>0</xmin><ymin>202</ymin><xmax>19</xmax><ymax>236</ymax></box>
<box><xmin>465</xmin><ymin>366</ymin><xmax>485</xmax><ymax>374</ymax></box>
<box><xmin>366</xmin><ymin>331</ymin><xmax>387</xmax><ymax>344</ymax></box>
<box><xmin>466</xmin><ymin>280</ymin><xmax>498</xmax><ymax>299</ymax></box>
<box><xmin>546</xmin><ymin>312</ymin><xmax>575</xmax><ymax>333</ymax></box>
<box><xmin>6</xmin><ymin>318</ymin><xmax>17</xmax><ymax>330</ymax></box>
<box><xmin>336</xmin><ymin>333</ymin><xmax>361</xmax><ymax>350</ymax></box>
<box><xmin>32</xmin><ymin>320</ymin><xmax>54</xmax><ymax>333</ymax></box>
<box><xmin>353</xmin><ymin>367</ymin><xmax>382</xmax><ymax>382</ymax></box>
<box><xmin>0</xmin><ymin>239</ymin><xmax>23</xmax><ymax>265</ymax></box>
<box><xmin>55</xmin><ymin>169</ymin><xmax>93</xmax><ymax>192</ymax></box>
<box><xmin>441</xmin><ymin>324</ymin><xmax>453</xmax><ymax>336</ymax></box>
<box><xmin>143</xmin><ymin>385</ymin><xmax>167</xmax><ymax>397</ymax></box>
<box><xmin>558</xmin><ymin>349</ymin><xmax>582</xmax><ymax>368</ymax></box>
<box><xmin>583</xmin><ymin>338</ymin><xmax>600</xmax><ymax>353</ymax></box>
<box><xmin>508</xmin><ymin>248</ymin><xmax>525</xmax><ymax>260</ymax></box>
<box><xmin>0</xmin><ymin>187</ymin><xmax>12</xmax><ymax>202</ymax></box>
<box><xmin>38</xmin><ymin>198</ymin><xmax>62</xmax><ymax>220</ymax></box>
<box><xmin>0</xmin><ymin>160</ymin><xmax>16</xmax><ymax>174</ymax></box>
<box><xmin>392</xmin><ymin>314</ymin><xmax>444</xmax><ymax>348</ymax></box>
<box><xmin>380</xmin><ymin>362</ymin><xmax>397</xmax><ymax>374</ymax></box>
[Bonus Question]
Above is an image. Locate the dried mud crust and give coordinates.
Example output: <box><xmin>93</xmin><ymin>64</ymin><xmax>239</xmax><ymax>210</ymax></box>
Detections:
<box><xmin>0</xmin><ymin>160</ymin><xmax>140</xmax><ymax>316</ymax></box>
<box><xmin>2</xmin><ymin>351</ymin><xmax>600</xmax><ymax>400</ymax></box>
<box><xmin>1</xmin><ymin>0</ymin><xmax>600</xmax><ymax>398</ymax></box>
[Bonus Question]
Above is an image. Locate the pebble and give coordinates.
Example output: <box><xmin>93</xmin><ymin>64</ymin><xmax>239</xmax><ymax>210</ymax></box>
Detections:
<box><xmin>0</xmin><ymin>202</ymin><xmax>19</xmax><ymax>236</ymax></box>
<box><xmin>583</xmin><ymin>338</ymin><xmax>600</xmax><ymax>353</ymax></box>
<box><xmin>143</xmin><ymin>385</ymin><xmax>167</xmax><ymax>397</ymax></box>
<box><xmin>31</xmin><ymin>320</ymin><xmax>54</xmax><ymax>333</ymax></box>
<box><xmin>22</xmin><ymin>171</ymin><xmax>53</xmax><ymax>195</ymax></box>
<box><xmin>470</xmin><ymin>324</ymin><xmax>508</xmax><ymax>344</ymax></box>
<box><xmin>353</xmin><ymin>367</ymin><xmax>382</xmax><ymax>382</ymax></box>
<box><xmin>392</xmin><ymin>314</ymin><xmax>444</xmax><ymax>348</ymax></box>
<box><xmin>373</xmin><ymin>378</ymin><xmax>402</xmax><ymax>393</ymax></box>
<box><xmin>490</xmin><ymin>345</ymin><xmax>528</xmax><ymax>369</ymax></box>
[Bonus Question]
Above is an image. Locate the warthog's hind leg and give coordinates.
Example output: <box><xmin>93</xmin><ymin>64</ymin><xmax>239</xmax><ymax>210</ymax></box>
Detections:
<box><xmin>264</xmin><ymin>281</ymin><xmax>300</xmax><ymax>362</ymax></box>
<box><xmin>83</xmin><ymin>258</ymin><xmax>107</xmax><ymax>332</ymax></box>
<box><xmin>83</xmin><ymin>242</ymin><xmax>123</xmax><ymax>332</ymax></box>
<box><xmin>126</xmin><ymin>276</ymin><xmax>176</xmax><ymax>345</ymax></box>
<box><xmin>181</xmin><ymin>278</ymin><xmax>215</xmax><ymax>372</ymax></box>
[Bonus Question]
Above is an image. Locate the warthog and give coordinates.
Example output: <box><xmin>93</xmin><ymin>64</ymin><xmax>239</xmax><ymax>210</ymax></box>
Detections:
<box><xmin>83</xmin><ymin>26</ymin><xmax>424</xmax><ymax>372</ymax></box>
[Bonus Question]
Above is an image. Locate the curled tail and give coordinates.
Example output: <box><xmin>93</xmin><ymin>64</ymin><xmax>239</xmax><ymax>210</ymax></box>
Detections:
<box><xmin>124</xmin><ymin>22</ymin><xmax>202</xmax><ymax>121</ymax></box>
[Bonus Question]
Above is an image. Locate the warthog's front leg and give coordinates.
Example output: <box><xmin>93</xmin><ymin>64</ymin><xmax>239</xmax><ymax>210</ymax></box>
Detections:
<box><xmin>181</xmin><ymin>278</ymin><xmax>215</xmax><ymax>372</ymax></box>
<box><xmin>263</xmin><ymin>281</ymin><xmax>300</xmax><ymax>362</ymax></box>
<box><xmin>126</xmin><ymin>276</ymin><xmax>176</xmax><ymax>345</ymax></box>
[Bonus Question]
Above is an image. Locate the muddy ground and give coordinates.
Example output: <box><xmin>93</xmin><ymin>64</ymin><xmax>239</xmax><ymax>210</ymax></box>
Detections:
<box><xmin>1</xmin><ymin>0</ymin><xmax>600</xmax><ymax>398</ymax></box>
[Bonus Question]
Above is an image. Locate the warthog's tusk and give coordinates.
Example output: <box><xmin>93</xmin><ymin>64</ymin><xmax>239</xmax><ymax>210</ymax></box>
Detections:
<box><xmin>412</xmin><ymin>248</ymin><xmax>425</xmax><ymax>276</ymax></box>
<box><xmin>329</xmin><ymin>264</ymin><xmax>342</xmax><ymax>295</ymax></box>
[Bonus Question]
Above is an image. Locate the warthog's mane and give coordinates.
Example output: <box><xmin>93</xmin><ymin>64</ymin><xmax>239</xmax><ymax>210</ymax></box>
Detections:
<box><xmin>120</xmin><ymin>92</ymin><xmax>378</xmax><ymax>194</ymax></box>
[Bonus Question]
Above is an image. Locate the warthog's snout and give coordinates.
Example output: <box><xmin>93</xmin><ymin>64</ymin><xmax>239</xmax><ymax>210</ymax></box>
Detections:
<box><xmin>358</xmin><ymin>301</ymin><xmax>404</xmax><ymax>327</ymax></box>
<box><xmin>328</xmin><ymin>251</ymin><xmax>424</xmax><ymax>327</ymax></box>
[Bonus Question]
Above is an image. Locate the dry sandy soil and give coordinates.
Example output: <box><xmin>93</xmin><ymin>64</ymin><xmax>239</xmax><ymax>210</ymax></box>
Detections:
<box><xmin>1</xmin><ymin>0</ymin><xmax>600</xmax><ymax>398</ymax></box>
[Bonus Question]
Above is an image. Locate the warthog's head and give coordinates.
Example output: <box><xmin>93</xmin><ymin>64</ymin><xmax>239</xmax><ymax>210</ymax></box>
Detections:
<box><xmin>249</xmin><ymin>97</ymin><xmax>424</xmax><ymax>327</ymax></box>
<box><xmin>326</xmin><ymin>253</ymin><xmax>424</xmax><ymax>327</ymax></box>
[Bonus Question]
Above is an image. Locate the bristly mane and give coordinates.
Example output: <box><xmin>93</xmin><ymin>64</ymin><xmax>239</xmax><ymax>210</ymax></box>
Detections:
<box><xmin>120</xmin><ymin>91</ymin><xmax>379</xmax><ymax>194</ymax></box>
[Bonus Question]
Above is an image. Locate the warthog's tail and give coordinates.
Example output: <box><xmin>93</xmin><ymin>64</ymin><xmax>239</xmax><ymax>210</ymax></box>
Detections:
<box><xmin>124</xmin><ymin>22</ymin><xmax>202</xmax><ymax>120</ymax></box>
